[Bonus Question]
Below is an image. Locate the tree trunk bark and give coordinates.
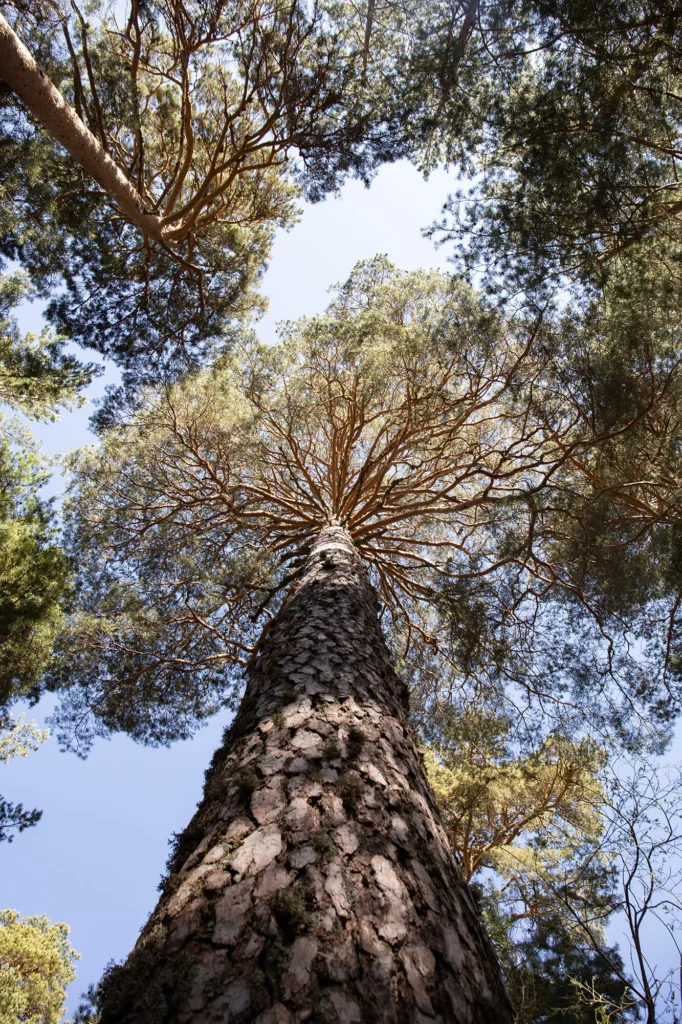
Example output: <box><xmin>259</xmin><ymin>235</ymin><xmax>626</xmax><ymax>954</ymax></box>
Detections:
<box><xmin>98</xmin><ymin>526</ymin><xmax>512</xmax><ymax>1024</ymax></box>
<box><xmin>0</xmin><ymin>13</ymin><xmax>167</xmax><ymax>245</ymax></box>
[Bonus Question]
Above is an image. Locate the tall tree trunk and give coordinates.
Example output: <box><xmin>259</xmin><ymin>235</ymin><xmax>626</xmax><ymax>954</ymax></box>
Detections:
<box><xmin>98</xmin><ymin>525</ymin><xmax>512</xmax><ymax>1024</ymax></box>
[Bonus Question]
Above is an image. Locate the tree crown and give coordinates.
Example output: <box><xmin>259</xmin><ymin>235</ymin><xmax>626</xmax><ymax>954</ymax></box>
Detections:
<box><xmin>1</xmin><ymin>0</ymin><xmax>415</xmax><ymax>380</ymax></box>
<box><xmin>52</xmin><ymin>258</ymin><xmax>682</xmax><ymax>752</ymax></box>
<box><xmin>0</xmin><ymin>909</ymin><xmax>79</xmax><ymax>1022</ymax></box>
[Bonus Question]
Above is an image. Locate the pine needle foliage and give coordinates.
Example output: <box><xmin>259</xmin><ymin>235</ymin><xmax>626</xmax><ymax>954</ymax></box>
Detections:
<box><xmin>52</xmin><ymin>257</ymin><xmax>682</xmax><ymax>753</ymax></box>
<box><xmin>0</xmin><ymin>274</ymin><xmax>95</xmax><ymax>421</ymax></box>
<box><xmin>0</xmin><ymin>269</ymin><xmax>92</xmax><ymax>838</ymax></box>
<box><xmin>398</xmin><ymin>0</ymin><xmax>682</xmax><ymax>294</ymax></box>
<box><xmin>424</xmin><ymin>704</ymin><xmax>634</xmax><ymax>1023</ymax></box>
<box><xmin>0</xmin><ymin>270</ymin><xmax>91</xmax><ymax>707</ymax></box>
<box><xmin>0</xmin><ymin>909</ymin><xmax>79</xmax><ymax>1023</ymax></box>
<box><xmin>0</xmin><ymin>0</ymin><xmax>418</xmax><ymax>383</ymax></box>
<box><xmin>0</xmin><ymin>714</ymin><xmax>48</xmax><ymax>843</ymax></box>
<box><xmin>424</xmin><ymin>704</ymin><xmax>606</xmax><ymax>883</ymax></box>
<box><xmin>53</xmin><ymin>256</ymin><xmax>566</xmax><ymax>747</ymax></box>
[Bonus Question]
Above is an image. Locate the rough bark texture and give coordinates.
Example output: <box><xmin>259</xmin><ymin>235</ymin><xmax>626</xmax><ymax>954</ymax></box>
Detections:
<box><xmin>98</xmin><ymin>526</ymin><xmax>513</xmax><ymax>1024</ymax></box>
<box><xmin>0</xmin><ymin>12</ymin><xmax>166</xmax><ymax>243</ymax></box>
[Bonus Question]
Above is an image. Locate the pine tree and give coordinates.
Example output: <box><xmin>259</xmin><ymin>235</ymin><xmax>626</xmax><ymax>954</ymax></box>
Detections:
<box><xmin>0</xmin><ymin>714</ymin><xmax>48</xmax><ymax>843</ymax></box>
<box><xmin>93</xmin><ymin>523</ymin><xmax>513</xmax><ymax>1021</ymax></box>
<box><xmin>0</xmin><ymin>0</ymin><xmax>412</xmax><ymax>383</ymax></box>
<box><xmin>397</xmin><ymin>0</ymin><xmax>682</xmax><ymax>292</ymax></box>
<box><xmin>0</xmin><ymin>271</ymin><xmax>93</xmax><ymax>840</ymax></box>
<box><xmin>53</xmin><ymin>257</ymin><xmax>682</xmax><ymax>1020</ymax></box>
<box><xmin>0</xmin><ymin>271</ymin><xmax>93</xmax><ymax>708</ymax></box>
<box><xmin>57</xmin><ymin>258</ymin><xmax>564</xmax><ymax>1020</ymax></box>
<box><xmin>422</xmin><ymin>703</ymin><xmax>635</xmax><ymax>1023</ymax></box>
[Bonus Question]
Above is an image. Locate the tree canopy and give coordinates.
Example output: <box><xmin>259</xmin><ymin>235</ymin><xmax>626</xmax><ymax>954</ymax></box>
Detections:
<box><xmin>4</xmin><ymin>2</ymin><xmax>682</xmax><ymax>1014</ymax></box>
<box><xmin>0</xmin><ymin>714</ymin><xmax>48</xmax><ymax>843</ymax></box>
<box><xmin>5</xmin><ymin>0</ymin><xmax>682</xmax><ymax>373</ymax></box>
<box><xmin>0</xmin><ymin>274</ymin><xmax>94</xmax><ymax>421</ymax></box>
<box><xmin>399</xmin><ymin>0</ymin><xmax>682</xmax><ymax>294</ymax></box>
<box><xmin>423</xmin><ymin>703</ymin><xmax>635</xmax><ymax>1022</ymax></box>
<box><xmin>0</xmin><ymin>0</ymin><xmax>420</xmax><ymax>387</ymax></box>
<box><xmin>0</xmin><ymin>272</ymin><xmax>94</xmax><ymax>708</ymax></box>
<box><xmin>47</xmin><ymin>257</ymin><xmax>682</xmax><ymax>757</ymax></box>
<box><xmin>0</xmin><ymin>908</ymin><xmax>79</xmax><ymax>1023</ymax></box>
<box><xmin>0</xmin><ymin>268</ymin><xmax>93</xmax><ymax>841</ymax></box>
<box><xmin>424</xmin><ymin>704</ymin><xmax>606</xmax><ymax>884</ymax></box>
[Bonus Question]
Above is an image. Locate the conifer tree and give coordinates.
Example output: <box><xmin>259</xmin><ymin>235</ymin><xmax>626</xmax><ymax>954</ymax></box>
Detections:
<box><xmin>0</xmin><ymin>272</ymin><xmax>94</xmax><ymax>840</ymax></box>
<box><xmin>0</xmin><ymin>0</ymin><xmax>416</xmax><ymax>382</ymax></box>
<box><xmin>0</xmin><ymin>714</ymin><xmax>48</xmax><ymax>842</ymax></box>
<box><xmin>423</xmin><ymin>704</ymin><xmax>634</xmax><ymax>1022</ymax></box>
<box><xmin>0</xmin><ymin>272</ymin><xmax>94</xmax><ymax>707</ymax></box>
<box><xmin>400</xmin><ymin>0</ymin><xmax>682</xmax><ymax>292</ymax></box>
<box><xmin>53</xmin><ymin>257</ymin><xmax>682</xmax><ymax>1021</ymax></box>
<box><xmin>58</xmin><ymin>258</ymin><xmax>561</xmax><ymax>1021</ymax></box>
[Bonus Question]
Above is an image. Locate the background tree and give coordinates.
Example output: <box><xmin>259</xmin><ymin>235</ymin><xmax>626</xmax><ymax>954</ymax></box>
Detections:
<box><xmin>563</xmin><ymin>758</ymin><xmax>682</xmax><ymax>1024</ymax></box>
<box><xmin>0</xmin><ymin>273</ymin><xmax>93</xmax><ymax>420</ymax></box>
<box><xmin>0</xmin><ymin>270</ymin><xmax>93</xmax><ymax>840</ymax></box>
<box><xmin>423</xmin><ymin>703</ymin><xmax>635</xmax><ymax>1022</ymax></box>
<box><xmin>6</xmin><ymin>0</ymin><xmax>682</xmax><ymax>376</ymax></box>
<box><xmin>0</xmin><ymin>270</ymin><xmax>94</xmax><ymax>708</ymax></box>
<box><xmin>0</xmin><ymin>0</ymin><xmax>420</xmax><ymax>390</ymax></box>
<box><xmin>423</xmin><ymin>698</ymin><xmax>682</xmax><ymax>1023</ymax></box>
<box><xmin>423</xmin><ymin>705</ymin><xmax>607</xmax><ymax>885</ymax></box>
<box><xmin>0</xmin><ymin>436</ymin><xmax>69</xmax><ymax>707</ymax></box>
<box><xmin>0</xmin><ymin>714</ymin><xmax>48</xmax><ymax>842</ymax></box>
<box><xmin>0</xmin><ymin>908</ymin><xmax>79</xmax><ymax>1023</ymax></box>
<box><xmin>390</xmin><ymin>0</ymin><xmax>682</xmax><ymax>295</ymax></box>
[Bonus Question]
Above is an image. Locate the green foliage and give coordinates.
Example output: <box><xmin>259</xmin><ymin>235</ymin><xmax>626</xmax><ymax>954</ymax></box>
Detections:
<box><xmin>0</xmin><ymin>274</ymin><xmax>96</xmax><ymax>421</ymax></box>
<box><xmin>485</xmin><ymin>906</ymin><xmax>634</xmax><ymax>1024</ymax></box>
<box><xmin>0</xmin><ymin>797</ymin><xmax>40</xmax><ymax>844</ymax></box>
<box><xmin>0</xmin><ymin>0</ymin><xmax>417</xmax><ymax>388</ymax></box>
<box><xmin>400</xmin><ymin>0</ymin><xmax>682</xmax><ymax>295</ymax></box>
<box><xmin>402</xmin><ymin>256</ymin><xmax>682</xmax><ymax>750</ymax></box>
<box><xmin>0</xmin><ymin>714</ymin><xmax>48</xmax><ymax>843</ymax></box>
<box><xmin>53</xmin><ymin>258</ymin><xmax>530</xmax><ymax>747</ymax></box>
<box><xmin>0</xmin><ymin>909</ymin><xmax>79</xmax><ymax>1023</ymax></box>
<box><xmin>423</xmin><ymin>704</ymin><xmax>634</xmax><ymax>1022</ymax></box>
<box><xmin>0</xmin><ymin>270</ymin><xmax>90</xmax><ymax>836</ymax></box>
<box><xmin>423</xmin><ymin>703</ymin><xmax>607</xmax><ymax>885</ymax></box>
<box><xmin>53</xmin><ymin>256</ymin><xmax>682</xmax><ymax>752</ymax></box>
<box><xmin>0</xmin><ymin>438</ymin><xmax>69</xmax><ymax>708</ymax></box>
<box><xmin>0</xmin><ymin>714</ymin><xmax>48</xmax><ymax>765</ymax></box>
<box><xmin>0</xmin><ymin>268</ymin><xmax>93</xmax><ymax>710</ymax></box>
